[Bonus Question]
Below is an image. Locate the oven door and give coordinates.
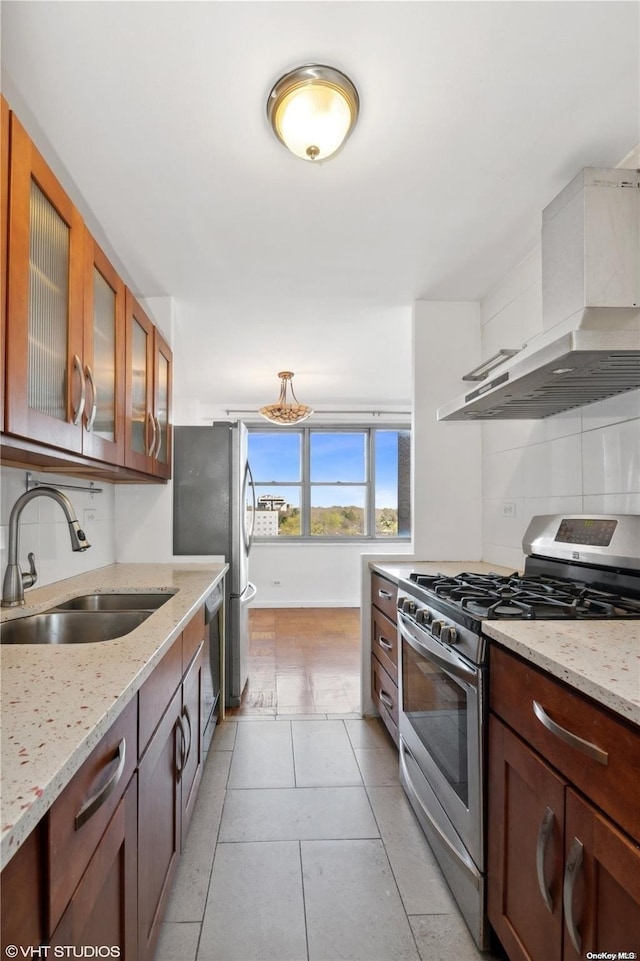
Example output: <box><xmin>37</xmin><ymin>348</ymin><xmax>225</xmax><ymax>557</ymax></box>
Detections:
<box><xmin>398</xmin><ymin>610</ymin><xmax>485</xmax><ymax>871</ymax></box>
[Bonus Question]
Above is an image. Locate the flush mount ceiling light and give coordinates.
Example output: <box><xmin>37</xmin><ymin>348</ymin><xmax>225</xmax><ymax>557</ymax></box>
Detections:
<box><xmin>267</xmin><ymin>64</ymin><xmax>359</xmax><ymax>162</ymax></box>
<box><xmin>259</xmin><ymin>371</ymin><xmax>314</xmax><ymax>425</ymax></box>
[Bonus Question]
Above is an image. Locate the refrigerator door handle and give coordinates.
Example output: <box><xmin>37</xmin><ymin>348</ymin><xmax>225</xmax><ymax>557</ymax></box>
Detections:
<box><xmin>242</xmin><ymin>581</ymin><xmax>258</xmax><ymax>605</ymax></box>
<box><xmin>243</xmin><ymin>462</ymin><xmax>256</xmax><ymax>555</ymax></box>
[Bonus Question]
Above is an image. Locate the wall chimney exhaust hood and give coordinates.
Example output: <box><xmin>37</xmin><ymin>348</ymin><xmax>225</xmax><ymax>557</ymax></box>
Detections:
<box><xmin>438</xmin><ymin>168</ymin><xmax>640</xmax><ymax>421</ymax></box>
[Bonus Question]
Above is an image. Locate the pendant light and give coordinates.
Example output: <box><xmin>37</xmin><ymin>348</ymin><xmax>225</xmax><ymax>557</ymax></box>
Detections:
<box><xmin>267</xmin><ymin>65</ymin><xmax>359</xmax><ymax>162</ymax></box>
<box><xmin>259</xmin><ymin>372</ymin><xmax>314</xmax><ymax>425</ymax></box>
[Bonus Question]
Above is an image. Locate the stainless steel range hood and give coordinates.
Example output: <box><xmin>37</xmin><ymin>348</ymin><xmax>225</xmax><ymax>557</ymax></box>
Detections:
<box><xmin>438</xmin><ymin>168</ymin><xmax>640</xmax><ymax>421</ymax></box>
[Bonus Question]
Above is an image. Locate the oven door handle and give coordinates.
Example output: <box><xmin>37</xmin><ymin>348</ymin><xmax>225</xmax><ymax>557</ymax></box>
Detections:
<box><xmin>400</xmin><ymin>739</ymin><xmax>480</xmax><ymax>887</ymax></box>
<box><xmin>398</xmin><ymin>613</ymin><xmax>478</xmax><ymax>687</ymax></box>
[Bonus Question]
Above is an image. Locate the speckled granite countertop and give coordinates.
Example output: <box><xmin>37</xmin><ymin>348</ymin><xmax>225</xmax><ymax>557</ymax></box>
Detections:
<box><xmin>0</xmin><ymin>563</ymin><xmax>227</xmax><ymax>869</ymax></box>
<box><xmin>370</xmin><ymin>560</ymin><xmax>640</xmax><ymax>728</ymax></box>
<box><xmin>484</xmin><ymin>620</ymin><xmax>640</xmax><ymax>727</ymax></box>
<box><xmin>370</xmin><ymin>560</ymin><xmax>517</xmax><ymax>582</ymax></box>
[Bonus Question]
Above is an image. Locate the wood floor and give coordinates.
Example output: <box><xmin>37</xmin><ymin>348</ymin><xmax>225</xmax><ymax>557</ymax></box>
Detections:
<box><xmin>226</xmin><ymin>608</ymin><xmax>361</xmax><ymax>717</ymax></box>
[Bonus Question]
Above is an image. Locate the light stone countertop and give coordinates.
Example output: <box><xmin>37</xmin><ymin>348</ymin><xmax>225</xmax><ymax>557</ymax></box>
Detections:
<box><xmin>370</xmin><ymin>559</ymin><xmax>640</xmax><ymax>728</ymax></box>
<box><xmin>0</xmin><ymin>562</ymin><xmax>227</xmax><ymax>869</ymax></box>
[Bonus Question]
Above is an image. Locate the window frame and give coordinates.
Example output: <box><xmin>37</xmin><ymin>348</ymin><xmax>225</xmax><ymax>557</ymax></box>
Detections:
<box><xmin>248</xmin><ymin>423</ymin><xmax>411</xmax><ymax>543</ymax></box>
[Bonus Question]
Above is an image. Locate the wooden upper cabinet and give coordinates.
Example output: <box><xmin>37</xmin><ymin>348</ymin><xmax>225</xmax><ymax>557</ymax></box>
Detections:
<box><xmin>5</xmin><ymin>113</ymin><xmax>85</xmax><ymax>452</ymax></box>
<box><xmin>82</xmin><ymin>233</ymin><xmax>126</xmax><ymax>465</ymax></box>
<box><xmin>124</xmin><ymin>289</ymin><xmax>173</xmax><ymax>478</ymax></box>
<box><xmin>1</xmin><ymin>96</ymin><xmax>9</xmax><ymax>433</ymax></box>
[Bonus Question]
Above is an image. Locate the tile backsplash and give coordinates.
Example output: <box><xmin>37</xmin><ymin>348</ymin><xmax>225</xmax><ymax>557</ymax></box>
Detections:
<box><xmin>480</xmin><ymin>244</ymin><xmax>640</xmax><ymax>569</ymax></box>
<box><xmin>0</xmin><ymin>466</ymin><xmax>116</xmax><ymax>591</ymax></box>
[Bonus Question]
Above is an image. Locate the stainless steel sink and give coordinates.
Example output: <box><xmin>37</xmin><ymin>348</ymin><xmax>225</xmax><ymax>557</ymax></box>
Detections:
<box><xmin>0</xmin><ymin>609</ymin><xmax>151</xmax><ymax>645</ymax></box>
<box><xmin>54</xmin><ymin>592</ymin><xmax>174</xmax><ymax>612</ymax></box>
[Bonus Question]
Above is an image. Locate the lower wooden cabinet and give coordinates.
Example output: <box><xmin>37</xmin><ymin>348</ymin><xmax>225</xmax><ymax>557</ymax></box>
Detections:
<box><xmin>50</xmin><ymin>777</ymin><xmax>138</xmax><ymax>959</ymax></box>
<box><xmin>138</xmin><ymin>684</ymin><xmax>183</xmax><ymax>961</ymax></box>
<box><xmin>488</xmin><ymin>714</ymin><xmax>640</xmax><ymax>961</ymax></box>
<box><xmin>0</xmin><ymin>604</ymin><xmax>208</xmax><ymax>961</ymax></box>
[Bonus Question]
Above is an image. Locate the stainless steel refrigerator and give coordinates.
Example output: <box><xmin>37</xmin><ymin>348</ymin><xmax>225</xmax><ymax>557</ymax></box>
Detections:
<box><xmin>173</xmin><ymin>422</ymin><xmax>256</xmax><ymax>707</ymax></box>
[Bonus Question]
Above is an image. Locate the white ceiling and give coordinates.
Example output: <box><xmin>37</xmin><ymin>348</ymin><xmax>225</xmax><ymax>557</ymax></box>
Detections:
<box><xmin>1</xmin><ymin>1</ymin><xmax>638</xmax><ymax>416</ymax></box>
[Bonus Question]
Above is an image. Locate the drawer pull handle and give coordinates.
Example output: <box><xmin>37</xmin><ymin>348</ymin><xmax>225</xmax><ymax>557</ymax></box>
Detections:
<box><xmin>75</xmin><ymin>738</ymin><xmax>126</xmax><ymax>831</ymax></box>
<box><xmin>378</xmin><ymin>589</ymin><xmax>392</xmax><ymax>599</ymax></box>
<box><xmin>378</xmin><ymin>636</ymin><xmax>393</xmax><ymax>652</ymax></box>
<box><xmin>563</xmin><ymin>837</ymin><xmax>584</xmax><ymax>954</ymax></box>
<box><xmin>379</xmin><ymin>690</ymin><xmax>394</xmax><ymax>710</ymax></box>
<box><xmin>532</xmin><ymin>701</ymin><xmax>608</xmax><ymax>765</ymax></box>
<box><xmin>536</xmin><ymin>806</ymin><xmax>555</xmax><ymax>912</ymax></box>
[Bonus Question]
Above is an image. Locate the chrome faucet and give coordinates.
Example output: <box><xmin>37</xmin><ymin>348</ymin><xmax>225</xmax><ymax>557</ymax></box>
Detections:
<box><xmin>2</xmin><ymin>487</ymin><xmax>91</xmax><ymax>607</ymax></box>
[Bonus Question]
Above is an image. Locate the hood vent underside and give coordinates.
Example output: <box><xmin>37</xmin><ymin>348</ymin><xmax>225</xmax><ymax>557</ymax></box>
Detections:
<box><xmin>460</xmin><ymin>350</ymin><xmax>640</xmax><ymax>420</ymax></box>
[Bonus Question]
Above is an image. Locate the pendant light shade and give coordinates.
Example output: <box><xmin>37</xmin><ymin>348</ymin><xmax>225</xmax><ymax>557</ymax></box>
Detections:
<box><xmin>259</xmin><ymin>371</ymin><xmax>314</xmax><ymax>425</ymax></box>
<box><xmin>267</xmin><ymin>65</ymin><xmax>359</xmax><ymax>162</ymax></box>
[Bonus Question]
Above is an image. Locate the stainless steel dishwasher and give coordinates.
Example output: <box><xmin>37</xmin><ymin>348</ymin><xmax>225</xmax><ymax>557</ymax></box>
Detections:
<box><xmin>203</xmin><ymin>581</ymin><xmax>224</xmax><ymax>748</ymax></box>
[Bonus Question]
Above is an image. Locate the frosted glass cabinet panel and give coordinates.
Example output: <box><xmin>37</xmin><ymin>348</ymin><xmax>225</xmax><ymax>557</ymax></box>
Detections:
<box><xmin>5</xmin><ymin>113</ymin><xmax>84</xmax><ymax>452</ymax></box>
<box><xmin>82</xmin><ymin>234</ymin><xmax>125</xmax><ymax>464</ymax></box>
<box><xmin>124</xmin><ymin>289</ymin><xmax>172</xmax><ymax>477</ymax></box>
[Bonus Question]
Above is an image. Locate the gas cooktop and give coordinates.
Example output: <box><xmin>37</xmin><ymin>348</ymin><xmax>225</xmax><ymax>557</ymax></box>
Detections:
<box><xmin>407</xmin><ymin>571</ymin><xmax>640</xmax><ymax>621</ymax></box>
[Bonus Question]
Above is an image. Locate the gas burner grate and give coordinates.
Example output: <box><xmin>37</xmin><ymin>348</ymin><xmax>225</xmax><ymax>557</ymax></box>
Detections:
<box><xmin>407</xmin><ymin>571</ymin><xmax>640</xmax><ymax>620</ymax></box>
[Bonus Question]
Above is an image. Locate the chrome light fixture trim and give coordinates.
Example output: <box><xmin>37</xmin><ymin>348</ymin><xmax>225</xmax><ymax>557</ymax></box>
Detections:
<box><xmin>259</xmin><ymin>371</ymin><xmax>314</xmax><ymax>425</ymax></box>
<box><xmin>267</xmin><ymin>64</ymin><xmax>360</xmax><ymax>162</ymax></box>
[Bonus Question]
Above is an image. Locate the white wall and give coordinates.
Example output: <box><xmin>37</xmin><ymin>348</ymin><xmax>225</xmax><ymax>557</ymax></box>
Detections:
<box><xmin>412</xmin><ymin>301</ymin><xmax>483</xmax><ymax>560</ymax></box>
<box><xmin>480</xmin><ymin>247</ymin><xmax>640</xmax><ymax>570</ymax></box>
<box><xmin>0</xmin><ymin>466</ymin><xmax>116</xmax><ymax>589</ymax></box>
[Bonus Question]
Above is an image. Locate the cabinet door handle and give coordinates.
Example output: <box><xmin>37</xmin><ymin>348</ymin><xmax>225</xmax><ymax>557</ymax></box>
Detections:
<box><xmin>71</xmin><ymin>354</ymin><xmax>86</xmax><ymax>426</ymax></box>
<box><xmin>563</xmin><ymin>837</ymin><xmax>584</xmax><ymax>954</ymax></box>
<box><xmin>379</xmin><ymin>690</ymin><xmax>394</xmax><ymax>710</ymax></box>
<box><xmin>378</xmin><ymin>636</ymin><xmax>393</xmax><ymax>652</ymax></box>
<box><xmin>153</xmin><ymin>415</ymin><xmax>162</xmax><ymax>459</ymax></box>
<box><xmin>378</xmin><ymin>589</ymin><xmax>392</xmax><ymax>599</ymax></box>
<box><xmin>532</xmin><ymin>701</ymin><xmax>608</xmax><ymax>765</ymax></box>
<box><xmin>536</xmin><ymin>806</ymin><xmax>555</xmax><ymax>912</ymax></box>
<box><xmin>175</xmin><ymin>715</ymin><xmax>186</xmax><ymax>780</ymax></box>
<box><xmin>146</xmin><ymin>411</ymin><xmax>157</xmax><ymax>457</ymax></box>
<box><xmin>75</xmin><ymin>738</ymin><xmax>126</xmax><ymax>831</ymax></box>
<box><xmin>84</xmin><ymin>365</ymin><xmax>97</xmax><ymax>432</ymax></box>
<box><xmin>182</xmin><ymin>704</ymin><xmax>192</xmax><ymax>766</ymax></box>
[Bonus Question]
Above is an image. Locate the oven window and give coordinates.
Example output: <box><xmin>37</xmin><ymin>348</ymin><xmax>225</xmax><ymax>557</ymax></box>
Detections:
<box><xmin>402</xmin><ymin>639</ymin><xmax>469</xmax><ymax>806</ymax></box>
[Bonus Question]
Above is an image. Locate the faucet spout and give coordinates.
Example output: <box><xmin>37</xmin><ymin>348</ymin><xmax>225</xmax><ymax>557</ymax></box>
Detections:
<box><xmin>1</xmin><ymin>486</ymin><xmax>91</xmax><ymax>607</ymax></box>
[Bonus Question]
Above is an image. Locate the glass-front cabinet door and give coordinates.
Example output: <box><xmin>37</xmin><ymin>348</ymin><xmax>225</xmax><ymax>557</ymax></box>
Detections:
<box><xmin>124</xmin><ymin>290</ymin><xmax>155</xmax><ymax>474</ymax></box>
<box><xmin>5</xmin><ymin>113</ymin><xmax>84</xmax><ymax>452</ymax></box>
<box><xmin>152</xmin><ymin>330</ymin><xmax>172</xmax><ymax>479</ymax></box>
<box><xmin>82</xmin><ymin>234</ymin><xmax>125</xmax><ymax>464</ymax></box>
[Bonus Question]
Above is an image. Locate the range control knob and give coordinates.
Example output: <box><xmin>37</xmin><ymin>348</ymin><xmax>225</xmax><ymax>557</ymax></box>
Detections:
<box><xmin>440</xmin><ymin>625</ymin><xmax>458</xmax><ymax>645</ymax></box>
<box><xmin>415</xmin><ymin>609</ymin><xmax>426</xmax><ymax>624</ymax></box>
<box><xmin>431</xmin><ymin>620</ymin><xmax>445</xmax><ymax>638</ymax></box>
<box><xmin>401</xmin><ymin>598</ymin><xmax>415</xmax><ymax>615</ymax></box>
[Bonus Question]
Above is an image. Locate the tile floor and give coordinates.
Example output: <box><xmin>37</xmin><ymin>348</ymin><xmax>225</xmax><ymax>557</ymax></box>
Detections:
<box><xmin>154</xmin><ymin>715</ymin><xmax>503</xmax><ymax>961</ymax></box>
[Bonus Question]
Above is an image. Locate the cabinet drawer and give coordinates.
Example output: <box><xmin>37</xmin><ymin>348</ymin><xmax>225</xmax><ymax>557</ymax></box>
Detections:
<box><xmin>182</xmin><ymin>606</ymin><xmax>205</xmax><ymax>673</ymax></box>
<box><xmin>371</xmin><ymin>655</ymin><xmax>399</xmax><ymax>746</ymax></box>
<box><xmin>491</xmin><ymin>645</ymin><xmax>640</xmax><ymax>841</ymax></box>
<box><xmin>371</xmin><ymin>573</ymin><xmax>398</xmax><ymax>622</ymax></box>
<box><xmin>139</xmin><ymin>636</ymin><xmax>182</xmax><ymax>755</ymax></box>
<box><xmin>48</xmin><ymin>696</ymin><xmax>137</xmax><ymax>935</ymax></box>
<box><xmin>372</xmin><ymin>605</ymin><xmax>398</xmax><ymax>682</ymax></box>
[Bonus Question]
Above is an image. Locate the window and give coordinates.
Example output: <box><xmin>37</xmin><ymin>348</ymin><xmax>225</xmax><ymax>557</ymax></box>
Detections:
<box><xmin>248</xmin><ymin>427</ymin><xmax>411</xmax><ymax>540</ymax></box>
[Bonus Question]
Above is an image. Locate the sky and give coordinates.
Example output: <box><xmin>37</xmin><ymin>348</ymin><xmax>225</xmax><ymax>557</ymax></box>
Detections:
<box><xmin>248</xmin><ymin>430</ymin><xmax>401</xmax><ymax>509</ymax></box>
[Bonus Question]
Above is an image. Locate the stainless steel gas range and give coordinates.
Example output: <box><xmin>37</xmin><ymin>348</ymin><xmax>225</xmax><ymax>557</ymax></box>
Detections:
<box><xmin>396</xmin><ymin>514</ymin><xmax>640</xmax><ymax>951</ymax></box>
